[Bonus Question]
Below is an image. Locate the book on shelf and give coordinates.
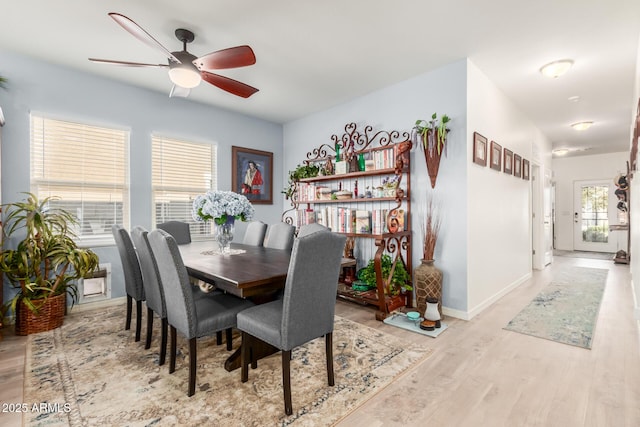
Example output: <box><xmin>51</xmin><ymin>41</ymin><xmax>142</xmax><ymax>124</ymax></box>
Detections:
<box><xmin>355</xmin><ymin>210</ymin><xmax>371</xmax><ymax>234</ymax></box>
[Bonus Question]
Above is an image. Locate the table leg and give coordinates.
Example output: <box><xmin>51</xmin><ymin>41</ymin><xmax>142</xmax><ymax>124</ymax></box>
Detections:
<box><xmin>224</xmin><ymin>335</ymin><xmax>280</xmax><ymax>372</ymax></box>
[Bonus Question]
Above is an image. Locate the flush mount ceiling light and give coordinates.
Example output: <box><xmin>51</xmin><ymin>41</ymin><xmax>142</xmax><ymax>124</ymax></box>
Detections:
<box><xmin>539</xmin><ymin>59</ymin><xmax>574</xmax><ymax>78</ymax></box>
<box><xmin>571</xmin><ymin>121</ymin><xmax>593</xmax><ymax>131</ymax></box>
<box><xmin>568</xmin><ymin>95</ymin><xmax>580</xmax><ymax>103</ymax></box>
<box><xmin>552</xmin><ymin>148</ymin><xmax>570</xmax><ymax>156</ymax></box>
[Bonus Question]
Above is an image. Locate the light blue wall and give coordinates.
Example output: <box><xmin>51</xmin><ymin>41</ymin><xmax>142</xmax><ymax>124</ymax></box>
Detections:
<box><xmin>0</xmin><ymin>50</ymin><xmax>284</xmax><ymax>301</ymax></box>
<box><xmin>283</xmin><ymin>60</ymin><xmax>469</xmax><ymax>312</ymax></box>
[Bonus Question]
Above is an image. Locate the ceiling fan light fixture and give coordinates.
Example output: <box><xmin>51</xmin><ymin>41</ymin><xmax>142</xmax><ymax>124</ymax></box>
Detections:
<box><xmin>571</xmin><ymin>121</ymin><xmax>593</xmax><ymax>131</ymax></box>
<box><xmin>168</xmin><ymin>63</ymin><xmax>201</xmax><ymax>89</ymax></box>
<box><xmin>539</xmin><ymin>59</ymin><xmax>574</xmax><ymax>78</ymax></box>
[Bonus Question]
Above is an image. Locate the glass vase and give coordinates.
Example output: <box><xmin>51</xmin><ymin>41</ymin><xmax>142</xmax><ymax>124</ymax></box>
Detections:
<box><xmin>216</xmin><ymin>216</ymin><xmax>235</xmax><ymax>254</ymax></box>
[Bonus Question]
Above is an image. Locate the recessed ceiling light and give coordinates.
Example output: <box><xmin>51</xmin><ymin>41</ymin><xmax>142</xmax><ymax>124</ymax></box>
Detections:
<box><xmin>540</xmin><ymin>59</ymin><xmax>574</xmax><ymax>78</ymax></box>
<box><xmin>571</xmin><ymin>121</ymin><xmax>593</xmax><ymax>131</ymax></box>
<box><xmin>568</xmin><ymin>95</ymin><xmax>580</xmax><ymax>103</ymax></box>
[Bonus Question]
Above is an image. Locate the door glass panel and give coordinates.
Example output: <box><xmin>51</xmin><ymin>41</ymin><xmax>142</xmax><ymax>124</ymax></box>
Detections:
<box><xmin>581</xmin><ymin>185</ymin><xmax>608</xmax><ymax>243</ymax></box>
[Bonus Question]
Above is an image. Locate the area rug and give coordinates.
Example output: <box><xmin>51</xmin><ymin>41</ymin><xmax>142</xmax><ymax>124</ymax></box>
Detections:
<box><xmin>383</xmin><ymin>312</ymin><xmax>448</xmax><ymax>338</ymax></box>
<box><xmin>504</xmin><ymin>266</ymin><xmax>608</xmax><ymax>349</ymax></box>
<box><xmin>553</xmin><ymin>250</ymin><xmax>613</xmax><ymax>260</ymax></box>
<box><xmin>24</xmin><ymin>305</ymin><xmax>432</xmax><ymax>426</ymax></box>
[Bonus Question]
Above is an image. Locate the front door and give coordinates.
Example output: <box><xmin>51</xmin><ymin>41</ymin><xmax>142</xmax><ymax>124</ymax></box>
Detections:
<box><xmin>573</xmin><ymin>180</ymin><xmax>616</xmax><ymax>252</ymax></box>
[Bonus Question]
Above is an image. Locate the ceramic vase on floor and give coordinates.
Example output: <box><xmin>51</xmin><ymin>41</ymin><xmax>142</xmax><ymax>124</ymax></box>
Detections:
<box><xmin>414</xmin><ymin>259</ymin><xmax>443</xmax><ymax>318</ymax></box>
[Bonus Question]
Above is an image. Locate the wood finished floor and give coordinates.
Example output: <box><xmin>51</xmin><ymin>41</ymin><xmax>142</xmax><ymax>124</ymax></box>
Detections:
<box><xmin>1</xmin><ymin>255</ymin><xmax>638</xmax><ymax>426</ymax></box>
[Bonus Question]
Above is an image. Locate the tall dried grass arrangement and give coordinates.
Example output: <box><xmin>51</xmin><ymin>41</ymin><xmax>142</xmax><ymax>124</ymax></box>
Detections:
<box><xmin>422</xmin><ymin>199</ymin><xmax>441</xmax><ymax>261</ymax></box>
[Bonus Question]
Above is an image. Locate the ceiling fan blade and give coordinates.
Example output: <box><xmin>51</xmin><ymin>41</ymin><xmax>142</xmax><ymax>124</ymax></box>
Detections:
<box><xmin>201</xmin><ymin>71</ymin><xmax>259</xmax><ymax>98</ymax></box>
<box><xmin>194</xmin><ymin>46</ymin><xmax>256</xmax><ymax>70</ymax></box>
<box><xmin>169</xmin><ymin>85</ymin><xmax>191</xmax><ymax>98</ymax></box>
<box><xmin>89</xmin><ymin>58</ymin><xmax>169</xmax><ymax>68</ymax></box>
<box><xmin>108</xmin><ymin>12</ymin><xmax>181</xmax><ymax>63</ymax></box>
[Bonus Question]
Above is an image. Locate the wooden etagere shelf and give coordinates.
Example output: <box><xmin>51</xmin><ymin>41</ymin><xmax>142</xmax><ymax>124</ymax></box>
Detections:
<box><xmin>283</xmin><ymin>122</ymin><xmax>413</xmax><ymax>320</ymax></box>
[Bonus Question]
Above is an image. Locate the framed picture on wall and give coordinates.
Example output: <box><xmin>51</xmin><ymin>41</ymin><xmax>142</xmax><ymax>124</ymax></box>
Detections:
<box><xmin>232</xmin><ymin>146</ymin><xmax>273</xmax><ymax>204</ymax></box>
<box><xmin>490</xmin><ymin>141</ymin><xmax>502</xmax><ymax>171</ymax></box>
<box><xmin>513</xmin><ymin>154</ymin><xmax>522</xmax><ymax>178</ymax></box>
<box><xmin>503</xmin><ymin>148</ymin><xmax>513</xmax><ymax>174</ymax></box>
<box><xmin>473</xmin><ymin>132</ymin><xmax>488</xmax><ymax>166</ymax></box>
<box><xmin>522</xmin><ymin>158</ymin><xmax>530</xmax><ymax>180</ymax></box>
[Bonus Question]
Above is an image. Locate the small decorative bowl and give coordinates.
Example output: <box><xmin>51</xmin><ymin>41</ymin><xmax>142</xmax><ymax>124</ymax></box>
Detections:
<box><xmin>406</xmin><ymin>311</ymin><xmax>420</xmax><ymax>322</ymax></box>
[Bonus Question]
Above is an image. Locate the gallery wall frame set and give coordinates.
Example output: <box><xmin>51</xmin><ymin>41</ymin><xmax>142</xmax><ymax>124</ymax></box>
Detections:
<box><xmin>472</xmin><ymin>131</ymin><xmax>529</xmax><ymax>180</ymax></box>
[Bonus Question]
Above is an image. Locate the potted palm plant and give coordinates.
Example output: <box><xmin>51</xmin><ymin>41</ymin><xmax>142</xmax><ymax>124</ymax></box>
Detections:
<box><xmin>0</xmin><ymin>193</ymin><xmax>100</xmax><ymax>335</ymax></box>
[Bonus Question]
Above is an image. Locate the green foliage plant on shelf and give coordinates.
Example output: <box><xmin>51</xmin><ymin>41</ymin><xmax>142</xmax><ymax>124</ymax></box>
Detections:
<box><xmin>0</xmin><ymin>75</ymin><xmax>7</xmax><ymax>90</ymax></box>
<box><xmin>282</xmin><ymin>163</ymin><xmax>320</xmax><ymax>200</ymax></box>
<box><xmin>0</xmin><ymin>193</ymin><xmax>100</xmax><ymax>316</ymax></box>
<box><xmin>357</xmin><ymin>254</ymin><xmax>411</xmax><ymax>296</ymax></box>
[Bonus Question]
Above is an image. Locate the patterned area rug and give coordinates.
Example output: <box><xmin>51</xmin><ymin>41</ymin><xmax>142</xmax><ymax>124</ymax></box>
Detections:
<box><xmin>24</xmin><ymin>305</ymin><xmax>432</xmax><ymax>426</ymax></box>
<box><xmin>553</xmin><ymin>250</ymin><xmax>613</xmax><ymax>260</ymax></box>
<box><xmin>505</xmin><ymin>266</ymin><xmax>608</xmax><ymax>349</ymax></box>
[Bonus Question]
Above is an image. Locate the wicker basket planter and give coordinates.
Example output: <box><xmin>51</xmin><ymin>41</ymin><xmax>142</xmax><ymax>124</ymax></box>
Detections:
<box><xmin>15</xmin><ymin>293</ymin><xmax>66</xmax><ymax>336</ymax></box>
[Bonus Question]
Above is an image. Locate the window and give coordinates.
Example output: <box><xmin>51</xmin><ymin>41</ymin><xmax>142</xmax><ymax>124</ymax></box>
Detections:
<box><xmin>152</xmin><ymin>135</ymin><xmax>216</xmax><ymax>240</ymax></box>
<box><xmin>31</xmin><ymin>115</ymin><xmax>129</xmax><ymax>244</ymax></box>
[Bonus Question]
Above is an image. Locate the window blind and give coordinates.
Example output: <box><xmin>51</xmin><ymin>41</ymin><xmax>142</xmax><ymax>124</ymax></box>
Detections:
<box><xmin>30</xmin><ymin>115</ymin><xmax>129</xmax><ymax>243</ymax></box>
<box><xmin>152</xmin><ymin>135</ymin><xmax>217</xmax><ymax>240</ymax></box>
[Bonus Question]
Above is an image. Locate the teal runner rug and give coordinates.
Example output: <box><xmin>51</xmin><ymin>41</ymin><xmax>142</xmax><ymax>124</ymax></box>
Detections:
<box><xmin>504</xmin><ymin>266</ymin><xmax>608</xmax><ymax>349</ymax></box>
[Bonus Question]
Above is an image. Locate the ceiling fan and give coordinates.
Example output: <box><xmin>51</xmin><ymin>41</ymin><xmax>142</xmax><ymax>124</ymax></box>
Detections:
<box><xmin>89</xmin><ymin>13</ymin><xmax>258</xmax><ymax>98</ymax></box>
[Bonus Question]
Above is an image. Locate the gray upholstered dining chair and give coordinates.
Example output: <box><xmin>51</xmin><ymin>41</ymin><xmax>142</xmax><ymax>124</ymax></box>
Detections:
<box><xmin>112</xmin><ymin>225</ymin><xmax>146</xmax><ymax>342</ymax></box>
<box><xmin>147</xmin><ymin>228</ymin><xmax>254</xmax><ymax>397</ymax></box>
<box><xmin>157</xmin><ymin>220</ymin><xmax>192</xmax><ymax>245</ymax></box>
<box><xmin>263</xmin><ymin>222</ymin><xmax>295</xmax><ymax>252</ymax></box>
<box><xmin>131</xmin><ymin>226</ymin><xmax>170</xmax><ymax>363</ymax></box>
<box><xmin>297</xmin><ymin>222</ymin><xmax>330</xmax><ymax>238</ymax></box>
<box><xmin>242</xmin><ymin>220</ymin><xmax>268</xmax><ymax>246</ymax></box>
<box><xmin>237</xmin><ymin>230</ymin><xmax>346</xmax><ymax>415</ymax></box>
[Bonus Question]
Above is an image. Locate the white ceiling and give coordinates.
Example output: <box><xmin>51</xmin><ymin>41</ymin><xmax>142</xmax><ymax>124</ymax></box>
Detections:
<box><xmin>2</xmin><ymin>0</ymin><xmax>639</xmax><ymax>157</ymax></box>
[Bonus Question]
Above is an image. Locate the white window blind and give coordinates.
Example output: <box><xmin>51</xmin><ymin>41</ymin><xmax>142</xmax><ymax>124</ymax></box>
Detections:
<box><xmin>152</xmin><ymin>135</ymin><xmax>216</xmax><ymax>240</ymax></box>
<box><xmin>30</xmin><ymin>115</ymin><xmax>129</xmax><ymax>243</ymax></box>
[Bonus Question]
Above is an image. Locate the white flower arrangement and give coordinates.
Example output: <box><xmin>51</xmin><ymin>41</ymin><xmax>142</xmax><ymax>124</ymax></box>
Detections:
<box><xmin>192</xmin><ymin>191</ymin><xmax>255</xmax><ymax>225</ymax></box>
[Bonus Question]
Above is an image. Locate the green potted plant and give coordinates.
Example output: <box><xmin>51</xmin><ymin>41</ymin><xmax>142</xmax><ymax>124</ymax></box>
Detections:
<box><xmin>282</xmin><ymin>163</ymin><xmax>320</xmax><ymax>200</ymax></box>
<box><xmin>357</xmin><ymin>254</ymin><xmax>411</xmax><ymax>296</ymax></box>
<box><xmin>413</xmin><ymin>113</ymin><xmax>451</xmax><ymax>188</ymax></box>
<box><xmin>0</xmin><ymin>193</ymin><xmax>100</xmax><ymax>335</ymax></box>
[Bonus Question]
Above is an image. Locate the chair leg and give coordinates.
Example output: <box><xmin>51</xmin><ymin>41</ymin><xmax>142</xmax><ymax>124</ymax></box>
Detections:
<box><xmin>188</xmin><ymin>337</ymin><xmax>197</xmax><ymax>397</ymax></box>
<box><xmin>226</xmin><ymin>328</ymin><xmax>233</xmax><ymax>351</ymax></box>
<box><xmin>169</xmin><ymin>326</ymin><xmax>177</xmax><ymax>374</ymax></box>
<box><xmin>326</xmin><ymin>332</ymin><xmax>335</xmax><ymax>386</ymax></box>
<box><xmin>125</xmin><ymin>295</ymin><xmax>132</xmax><ymax>330</ymax></box>
<box><xmin>216</xmin><ymin>331</ymin><xmax>222</xmax><ymax>345</ymax></box>
<box><xmin>135</xmin><ymin>300</ymin><xmax>143</xmax><ymax>342</ymax></box>
<box><xmin>282</xmin><ymin>349</ymin><xmax>292</xmax><ymax>415</ymax></box>
<box><xmin>241</xmin><ymin>332</ymin><xmax>249</xmax><ymax>383</ymax></box>
<box><xmin>145</xmin><ymin>307</ymin><xmax>153</xmax><ymax>350</ymax></box>
<box><xmin>159</xmin><ymin>318</ymin><xmax>168</xmax><ymax>366</ymax></box>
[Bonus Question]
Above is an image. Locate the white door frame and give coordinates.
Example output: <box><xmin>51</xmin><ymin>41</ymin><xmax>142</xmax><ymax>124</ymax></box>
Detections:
<box><xmin>531</xmin><ymin>162</ymin><xmax>548</xmax><ymax>270</ymax></box>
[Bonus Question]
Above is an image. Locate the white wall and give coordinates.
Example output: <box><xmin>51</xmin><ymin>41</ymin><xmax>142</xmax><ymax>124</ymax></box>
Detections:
<box><xmin>552</xmin><ymin>152</ymin><xmax>629</xmax><ymax>251</ymax></box>
<box><xmin>284</xmin><ymin>60</ymin><xmax>469</xmax><ymax>314</ymax></box>
<box><xmin>466</xmin><ymin>61</ymin><xmax>552</xmax><ymax>318</ymax></box>
<box><xmin>629</xmin><ymin>33</ymin><xmax>640</xmax><ymax>314</ymax></box>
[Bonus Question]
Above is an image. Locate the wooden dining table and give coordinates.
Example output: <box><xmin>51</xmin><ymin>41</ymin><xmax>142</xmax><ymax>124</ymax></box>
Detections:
<box><xmin>179</xmin><ymin>241</ymin><xmax>291</xmax><ymax>299</ymax></box>
<box><xmin>178</xmin><ymin>240</ymin><xmax>356</xmax><ymax>371</ymax></box>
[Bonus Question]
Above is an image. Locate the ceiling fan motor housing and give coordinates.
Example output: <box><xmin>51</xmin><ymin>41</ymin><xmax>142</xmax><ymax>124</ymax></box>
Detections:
<box><xmin>168</xmin><ymin>50</ymin><xmax>201</xmax><ymax>88</ymax></box>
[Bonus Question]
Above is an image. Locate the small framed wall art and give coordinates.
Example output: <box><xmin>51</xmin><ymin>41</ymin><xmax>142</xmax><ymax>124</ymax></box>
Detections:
<box><xmin>232</xmin><ymin>146</ymin><xmax>274</xmax><ymax>204</ymax></box>
<box><xmin>513</xmin><ymin>154</ymin><xmax>522</xmax><ymax>178</ymax></box>
<box><xmin>503</xmin><ymin>148</ymin><xmax>513</xmax><ymax>174</ymax></box>
<box><xmin>522</xmin><ymin>158</ymin><xmax>530</xmax><ymax>180</ymax></box>
<box><xmin>473</xmin><ymin>132</ymin><xmax>488</xmax><ymax>166</ymax></box>
<box><xmin>490</xmin><ymin>141</ymin><xmax>502</xmax><ymax>171</ymax></box>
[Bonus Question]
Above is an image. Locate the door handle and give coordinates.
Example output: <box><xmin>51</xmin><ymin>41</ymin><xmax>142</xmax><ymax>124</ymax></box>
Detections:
<box><xmin>574</xmin><ymin>212</ymin><xmax>578</xmax><ymax>223</ymax></box>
